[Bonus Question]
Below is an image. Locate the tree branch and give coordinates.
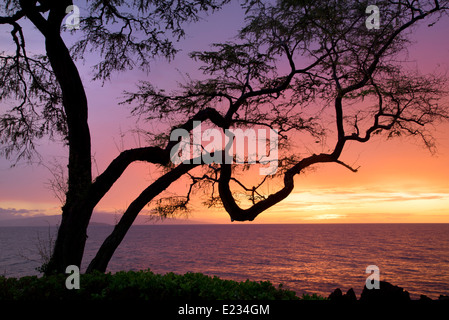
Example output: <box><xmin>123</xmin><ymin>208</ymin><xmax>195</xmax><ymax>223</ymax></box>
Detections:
<box><xmin>86</xmin><ymin>160</ymin><xmax>201</xmax><ymax>273</ymax></box>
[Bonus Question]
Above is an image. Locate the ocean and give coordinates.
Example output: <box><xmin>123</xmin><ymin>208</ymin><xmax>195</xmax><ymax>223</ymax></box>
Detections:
<box><xmin>1</xmin><ymin>224</ymin><xmax>448</xmax><ymax>299</ymax></box>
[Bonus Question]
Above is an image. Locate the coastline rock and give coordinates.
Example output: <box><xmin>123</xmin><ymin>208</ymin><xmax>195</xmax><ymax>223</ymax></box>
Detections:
<box><xmin>359</xmin><ymin>281</ymin><xmax>410</xmax><ymax>302</ymax></box>
<box><xmin>328</xmin><ymin>288</ymin><xmax>357</xmax><ymax>302</ymax></box>
<box><xmin>419</xmin><ymin>295</ymin><xmax>433</xmax><ymax>302</ymax></box>
<box><xmin>328</xmin><ymin>288</ymin><xmax>343</xmax><ymax>301</ymax></box>
<box><xmin>345</xmin><ymin>288</ymin><xmax>357</xmax><ymax>301</ymax></box>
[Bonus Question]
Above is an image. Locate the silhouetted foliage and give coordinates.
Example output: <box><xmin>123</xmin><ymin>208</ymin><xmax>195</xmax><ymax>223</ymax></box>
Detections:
<box><xmin>0</xmin><ymin>270</ymin><xmax>298</xmax><ymax>300</ymax></box>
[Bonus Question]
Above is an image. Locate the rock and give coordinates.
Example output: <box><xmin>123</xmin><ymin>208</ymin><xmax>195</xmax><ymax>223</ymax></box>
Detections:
<box><xmin>328</xmin><ymin>288</ymin><xmax>357</xmax><ymax>302</ymax></box>
<box><xmin>359</xmin><ymin>281</ymin><xmax>411</xmax><ymax>302</ymax></box>
<box><xmin>345</xmin><ymin>288</ymin><xmax>357</xmax><ymax>302</ymax></box>
<box><xmin>419</xmin><ymin>295</ymin><xmax>432</xmax><ymax>302</ymax></box>
<box><xmin>328</xmin><ymin>288</ymin><xmax>343</xmax><ymax>301</ymax></box>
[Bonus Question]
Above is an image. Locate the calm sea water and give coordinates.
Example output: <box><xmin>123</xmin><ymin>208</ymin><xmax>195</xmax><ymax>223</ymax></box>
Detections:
<box><xmin>1</xmin><ymin>224</ymin><xmax>448</xmax><ymax>299</ymax></box>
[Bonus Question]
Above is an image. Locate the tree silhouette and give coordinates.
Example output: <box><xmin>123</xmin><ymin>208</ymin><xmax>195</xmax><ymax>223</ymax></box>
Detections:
<box><xmin>1</xmin><ymin>0</ymin><xmax>228</xmax><ymax>275</ymax></box>
<box><xmin>122</xmin><ymin>0</ymin><xmax>449</xmax><ymax>223</ymax></box>
<box><xmin>1</xmin><ymin>0</ymin><xmax>448</xmax><ymax>275</ymax></box>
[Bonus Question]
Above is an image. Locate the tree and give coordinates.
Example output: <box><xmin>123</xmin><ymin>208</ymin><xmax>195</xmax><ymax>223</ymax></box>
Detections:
<box><xmin>122</xmin><ymin>0</ymin><xmax>449</xmax><ymax>220</ymax></box>
<box><xmin>1</xmin><ymin>0</ymin><xmax>448</xmax><ymax>276</ymax></box>
<box><xmin>91</xmin><ymin>0</ymin><xmax>449</xmax><ymax>272</ymax></box>
<box><xmin>0</xmin><ymin>0</ymin><xmax>228</xmax><ymax>275</ymax></box>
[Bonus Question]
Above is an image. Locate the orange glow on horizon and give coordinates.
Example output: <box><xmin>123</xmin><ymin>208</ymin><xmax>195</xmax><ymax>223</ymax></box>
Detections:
<box><xmin>88</xmin><ymin>121</ymin><xmax>449</xmax><ymax>225</ymax></box>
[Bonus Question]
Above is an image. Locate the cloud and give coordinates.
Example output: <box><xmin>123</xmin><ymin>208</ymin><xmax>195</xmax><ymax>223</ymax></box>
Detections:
<box><xmin>303</xmin><ymin>213</ymin><xmax>347</xmax><ymax>220</ymax></box>
<box><xmin>265</xmin><ymin>188</ymin><xmax>449</xmax><ymax>223</ymax></box>
<box><xmin>0</xmin><ymin>207</ymin><xmax>48</xmax><ymax>220</ymax></box>
<box><xmin>286</xmin><ymin>188</ymin><xmax>449</xmax><ymax>205</ymax></box>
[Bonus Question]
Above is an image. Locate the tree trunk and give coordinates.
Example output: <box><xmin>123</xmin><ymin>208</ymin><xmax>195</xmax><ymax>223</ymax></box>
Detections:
<box><xmin>43</xmin><ymin>31</ymin><xmax>93</xmax><ymax>275</ymax></box>
<box><xmin>87</xmin><ymin>162</ymin><xmax>198</xmax><ymax>273</ymax></box>
<box><xmin>46</xmin><ymin>203</ymin><xmax>93</xmax><ymax>274</ymax></box>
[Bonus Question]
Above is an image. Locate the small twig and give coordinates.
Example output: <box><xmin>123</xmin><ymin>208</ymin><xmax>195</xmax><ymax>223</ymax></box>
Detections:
<box><xmin>335</xmin><ymin>159</ymin><xmax>360</xmax><ymax>173</ymax></box>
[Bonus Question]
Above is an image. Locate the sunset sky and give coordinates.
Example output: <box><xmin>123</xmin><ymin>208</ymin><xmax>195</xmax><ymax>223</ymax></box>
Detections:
<box><xmin>1</xmin><ymin>2</ymin><xmax>449</xmax><ymax>224</ymax></box>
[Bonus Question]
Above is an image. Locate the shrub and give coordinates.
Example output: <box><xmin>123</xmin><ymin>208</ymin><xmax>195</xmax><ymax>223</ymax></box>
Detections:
<box><xmin>300</xmin><ymin>293</ymin><xmax>328</xmax><ymax>300</ymax></box>
<box><xmin>0</xmin><ymin>270</ymin><xmax>299</xmax><ymax>301</ymax></box>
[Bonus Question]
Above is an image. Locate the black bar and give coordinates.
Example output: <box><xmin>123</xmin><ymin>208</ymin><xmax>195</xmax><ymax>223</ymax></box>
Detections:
<box><xmin>2</xmin><ymin>299</ymin><xmax>449</xmax><ymax>318</ymax></box>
